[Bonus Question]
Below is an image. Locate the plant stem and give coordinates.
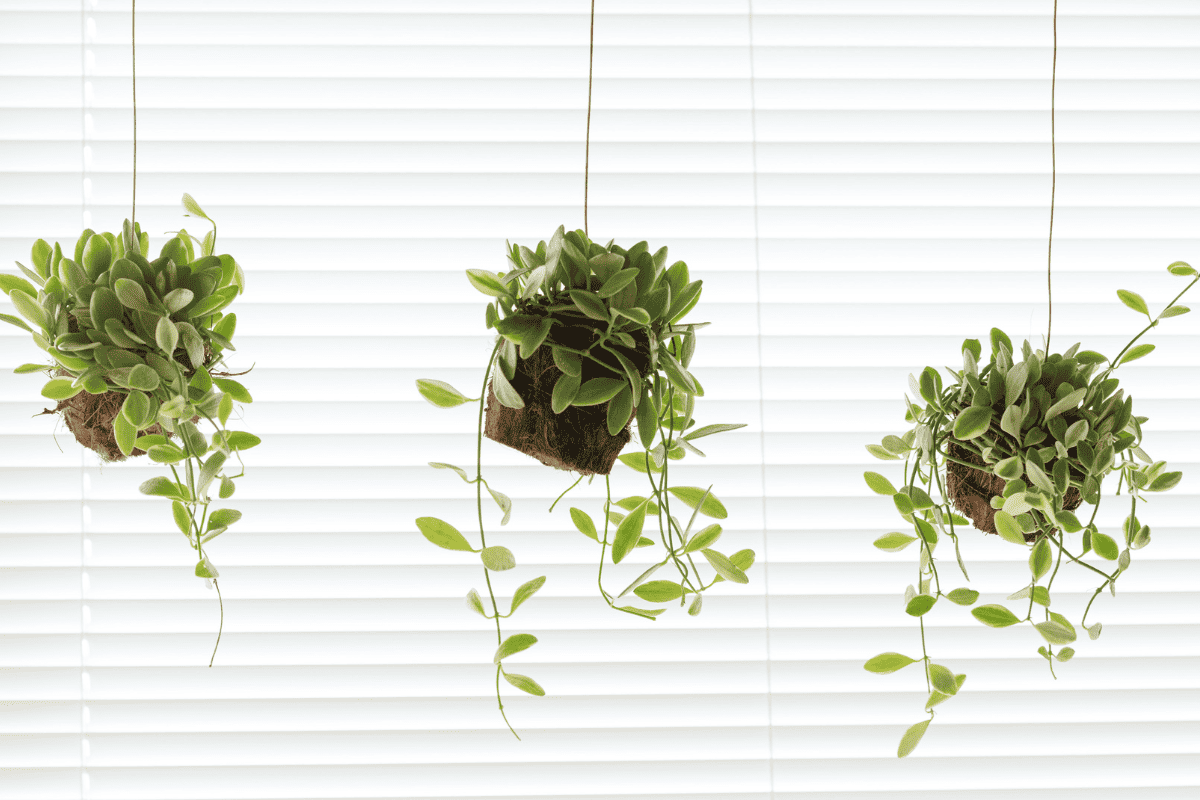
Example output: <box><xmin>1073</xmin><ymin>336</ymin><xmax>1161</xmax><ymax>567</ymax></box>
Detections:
<box><xmin>548</xmin><ymin>474</ymin><xmax>584</xmax><ymax>513</ymax></box>
<box><xmin>474</xmin><ymin>340</ymin><xmax>519</xmax><ymax>740</ymax></box>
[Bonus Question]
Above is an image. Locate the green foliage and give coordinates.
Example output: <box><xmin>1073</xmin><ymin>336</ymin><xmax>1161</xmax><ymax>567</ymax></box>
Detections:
<box><xmin>863</xmin><ymin>264</ymin><xmax>1196</xmax><ymax>758</ymax></box>
<box><xmin>3</xmin><ymin>196</ymin><xmax>254</xmax><ymax>667</ymax></box>
<box><xmin>412</xmin><ymin>229</ymin><xmax>752</xmax><ymax>738</ymax></box>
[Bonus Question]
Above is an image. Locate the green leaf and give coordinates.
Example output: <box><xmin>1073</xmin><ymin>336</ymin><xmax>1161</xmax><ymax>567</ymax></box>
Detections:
<box><xmin>491</xmin><ymin>368</ymin><xmax>524</xmax><ymax>409</ymax></box>
<box><xmin>213</xmin><ymin>377</ymin><xmax>253</xmax><ymax>404</ymax></box>
<box><xmin>953</xmin><ymin>406</ymin><xmax>992</xmax><ymax>440</ymax></box>
<box><xmin>570</xmin><ymin>507</ymin><xmax>598</xmax><ymax>541</ymax></box>
<box><xmin>863</xmin><ymin>471</ymin><xmax>897</xmax><ymax>495</ymax></box>
<box><xmin>928</xmin><ymin>663</ymin><xmax>958</xmax><ymax>696</ymax></box>
<box><xmin>574</xmin><ymin>377</ymin><xmax>626</xmax><ymax>406</ymax></box>
<box><xmin>466</xmin><ymin>269</ymin><xmax>509</xmax><ymax>297</ymax></box>
<box><xmin>466</xmin><ymin>589</ymin><xmax>487</xmax><ymax>617</ymax></box>
<box><xmin>611</xmin><ymin>500</ymin><xmax>647</xmax><ymax>564</ymax></box>
<box><xmin>606</xmin><ymin>384</ymin><xmax>634</xmax><ymax>436</ymax></box>
<box><xmin>994</xmin><ymin>456</ymin><xmax>1023</xmax><ymax>480</ymax></box>
<box><xmin>937</xmin><ymin>586</ymin><xmax>977</xmax><ymax>607</ymax></box>
<box><xmin>1148</xmin><ymin>471</ymin><xmax>1182</xmax><ymax>492</ymax></box>
<box><xmin>687</xmin><ymin>595</ymin><xmax>703</xmax><ymax>616</ymax></box>
<box><xmin>171</xmin><ymin>501</ymin><xmax>192</xmax><ymax>535</ymax></box>
<box><xmin>682</xmin><ymin>423</ymin><xmax>746</xmax><ymax>442</ymax></box>
<box><xmin>415</xmin><ymin>378</ymin><xmax>473</xmax><ymax>408</ymax></box>
<box><xmin>1118</xmin><ymin>344</ymin><xmax>1155</xmax><ymax>365</ymax></box>
<box><xmin>684</xmin><ymin>523</ymin><xmax>722</xmax><ymax>553</ymax></box>
<box><xmin>415</xmin><ymin>517</ymin><xmax>475</xmax><ymax>552</ymax></box>
<box><xmin>509</xmin><ymin>575</ymin><xmax>545</xmax><ymax>614</ymax></box>
<box><xmin>866</xmin><ymin>443</ymin><xmax>901</xmax><ymax>460</ymax></box>
<box><xmin>0</xmin><ymin>312</ymin><xmax>33</xmax><ymax>333</ymax></box>
<box><xmin>994</xmin><ymin>511</ymin><xmax>1027</xmax><ymax>545</ymax></box>
<box><xmin>863</xmin><ymin>652</ymin><xmax>917</xmax><ymax>674</ymax></box>
<box><xmin>219</xmin><ymin>476</ymin><xmax>235</xmax><ymax>499</ymax></box>
<box><xmin>148</xmin><ymin>444</ymin><xmax>187</xmax><ymax>464</ymax></box>
<box><xmin>1029</xmin><ymin>538</ymin><xmax>1052</xmax><ymax>580</ymax></box>
<box><xmin>0</xmin><ymin>273</ymin><xmax>37</xmax><ymax>298</ymax></box>
<box><xmin>1092</xmin><ymin>531</ymin><xmax>1119</xmax><ymax>560</ymax></box>
<box><xmin>905</xmin><ymin>594</ymin><xmax>936</xmax><ymax>617</ymax></box>
<box><xmin>1167</xmin><ymin>261</ymin><xmax>1197</xmax><ymax>276</ymax></box>
<box><xmin>972</xmin><ymin>604</ymin><xmax>1020</xmax><ymax>627</ymax></box>
<box><xmin>873</xmin><ymin>532</ymin><xmax>917</xmax><ymax>552</ymax></box>
<box><xmin>1159</xmin><ymin>305</ymin><xmax>1190</xmax><ymax>319</ymax></box>
<box><xmin>552</xmin><ymin>346</ymin><xmax>582</xmax><ymax>377</ymax></box>
<box><xmin>481</xmin><ymin>545</ymin><xmax>516</xmax><ymax>571</ymax></box>
<box><xmin>596</xmin><ymin>268</ymin><xmax>639</xmax><ymax>299</ymax></box>
<box><xmin>181</xmin><ymin>192</ymin><xmax>210</xmax><ymax>220</ymax></box>
<box><xmin>1035</xmin><ymin>621</ymin><xmax>1077</xmax><ymax>645</ymax></box>
<box><xmin>208</xmin><ymin>508</ymin><xmax>241</xmax><ymax>529</ymax></box>
<box><xmin>1117</xmin><ymin>289</ymin><xmax>1150</xmax><ymax>317</ymax></box>
<box><xmin>223</xmin><ymin>431</ymin><xmax>261</xmax><ymax>450</ymax></box>
<box><xmin>897</xmin><ymin>719</ymin><xmax>931</xmax><ymax>758</ymax></box>
<box><xmin>112</xmin><ymin>412</ymin><xmax>135</xmax><ymax>457</ymax></box>
<box><xmin>634</xmin><ymin>580</ymin><xmax>685</xmax><ymax>603</ymax></box>
<box><xmin>40</xmin><ymin>378</ymin><xmax>82</xmax><ymax>401</ymax></box>
<box><xmin>568</xmin><ymin>289</ymin><xmax>609</xmax><ymax>320</ymax></box>
<box><xmin>613</xmin><ymin>306</ymin><xmax>651</xmax><ymax>325</ymax></box>
<box><xmin>493</xmin><ymin>633</ymin><xmax>537</xmax><ymax>663</ymax></box>
<box><xmin>194</xmin><ymin>558</ymin><xmax>219</xmax><ymax>579</ymax></box>
<box><xmin>120</xmin><ymin>390</ymin><xmax>151</xmax><ymax>428</ymax></box>
<box><xmin>487</xmin><ymin>486</ymin><xmax>512</xmax><ymax>525</ymax></box>
<box><xmin>551</xmin><ymin>371</ymin><xmax>580</xmax><ymax>413</ymax></box>
<box><xmin>155</xmin><ymin>316</ymin><xmax>179</xmax><ymax>354</ymax></box>
<box><xmin>667</xmin><ymin>486</ymin><xmax>728</xmax><ymax>519</ymax></box>
<box><xmin>1045</xmin><ymin>387</ymin><xmax>1087</xmax><ymax>421</ymax></box>
<box><xmin>502</xmin><ymin>672</ymin><xmax>546</xmax><ymax>696</ymax></box>
<box><xmin>702</xmin><ymin>548</ymin><xmax>749</xmax><ymax>584</ymax></box>
<box><xmin>9</xmin><ymin>290</ymin><xmax>48</xmax><ymax>330</ymax></box>
<box><xmin>139</xmin><ymin>476</ymin><xmax>184</xmax><ymax>499</ymax></box>
<box><xmin>126</xmin><ymin>364</ymin><xmax>161</xmax><ymax>393</ymax></box>
<box><xmin>429</xmin><ymin>462</ymin><xmax>470</xmax><ymax>482</ymax></box>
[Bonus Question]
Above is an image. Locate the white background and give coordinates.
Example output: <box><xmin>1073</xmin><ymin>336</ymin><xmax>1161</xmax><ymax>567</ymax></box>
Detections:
<box><xmin>1</xmin><ymin>1</ymin><xmax>1197</xmax><ymax>798</ymax></box>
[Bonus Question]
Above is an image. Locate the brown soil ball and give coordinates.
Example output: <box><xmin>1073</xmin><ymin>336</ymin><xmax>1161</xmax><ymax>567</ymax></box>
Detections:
<box><xmin>946</xmin><ymin>440</ymin><xmax>1081</xmax><ymax>542</ymax></box>
<box><xmin>484</xmin><ymin>332</ymin><xmax>647</xmax><ymax>476</ymax></box>
<box><xmin>53</xmin><ymin>389</ymin><xmax>165</xmax><ymax>463</ymax></box>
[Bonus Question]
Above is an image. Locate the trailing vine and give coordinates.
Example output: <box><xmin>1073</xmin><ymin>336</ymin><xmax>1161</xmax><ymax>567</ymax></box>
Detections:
<box><xmin>863</xmin><ymin>263</ymin><xmax>1198</xmax><ymax>756</ymax></box>
<box><xmin>416</xmin><ymin>226</ymin><xmax>754</xmax><ymax>735</ymax></box>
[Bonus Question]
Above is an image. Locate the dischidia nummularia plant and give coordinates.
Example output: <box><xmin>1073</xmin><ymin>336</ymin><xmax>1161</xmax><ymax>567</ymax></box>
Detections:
<box><xmin>863</xmin><ymin>263</ymin><xmax>1198</xmax><ymax>756</ymax></box>
<box><xmin>415</xmin><ymin>226</ymin><xmax>753</xmax><ymax>736</ymax></box>
<box><xmin>0</xmin><ymin>195</ymin><xmax>258</xmax><ymax>664</ymax></box>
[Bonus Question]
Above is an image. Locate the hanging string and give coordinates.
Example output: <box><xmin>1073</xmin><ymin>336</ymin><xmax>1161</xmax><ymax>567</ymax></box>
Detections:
<box><xmin>131</xmin><ymin>0</ymin><xmax>137</xmax><ymax>225</ymax></box>
<box><xmin>584</xmin><ymin>0</ymin><xmax>595</xmax><ymax>236</ymax></box>
<box><xmin>1046</xmin><ymin>0</ymin><xmax>1057</xmax><ymax>350</ymax></box>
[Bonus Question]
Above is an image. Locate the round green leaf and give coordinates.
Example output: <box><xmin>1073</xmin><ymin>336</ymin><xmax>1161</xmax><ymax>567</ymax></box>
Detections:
<box><xmin>415</xmin><ymin>516</ymin><xmax>474</xmax><ymax>552</ymax></box>
<box><xmin>493</xmin><ymin>633</ymin><xmax>537</xmax><ymax>663</ymax></box>
<box><xmin>972</xmin><ymin>604</ymin><xmax>1020</xmax><ymax>627</ymax></box>
<box><xmin>633</xmin><ymin>580</ymin><xmax>685</xmax><ymax>603</ymax></box>
<box><xmin>863</xmin><ymin>652</ymin><xmax>917</xmax><ymax>674</ymax></box>
<box><xmin>415</xmin><ymin>378</ymin><xmax>472</xmax><ymax>408</ymax></box>
<box><xmin>41</xmin><ymin>378</ymin><xmax>82</xmax><ymax>401</ymax></box>
<box><xmin>905</xmin><ymin>594</ymin><xmax>936</xmax><ymax>617</ymax></box>
<box><xmin>502</xmin><ymin>671</ymin><xmax>546</xmax><ymax>696</ymax></box>
<box><xmin>953</xmin><ymin>406</ymin><xmax>993</xmax><ymax>440</ymax></box>
<box><xmin>873</xmin><ymin>532</ymin><xmax>917</xmax><ymax>553</ymax></box>
<box><xmin>946</xmin><ymin>588</ymin><xmax>980</xmax><ymax>606</ymax></box>
<box><xmin>481</xmin><ymin>545</ymin><xmax>516</xmax><ymax>571</ymax></box>
<box><xmin>863</xmin><ymin>471</ymin><xmax>897</xmax><ymax>496</ymax></box>
<box><xmin>573</xmin><ymin>377</ymin><xmax>625</xmax><ymax>407</ymax></box>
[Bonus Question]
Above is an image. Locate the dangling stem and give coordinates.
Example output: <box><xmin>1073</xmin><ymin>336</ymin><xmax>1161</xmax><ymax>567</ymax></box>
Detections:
<box><xmin>548</xmin><ymin>474</ymin><xmax>584</xmax><ymax>513</ymax></box>
<box><xmin>208</xmin><ymin>579</ymin><xmax>224</xmax><ymax>668</ymax></box>
<box><xmin>1045</xmin><ymin>0</ymin><xmax>1057</xmax><ymax>350</ymax></box>
<box><xmin>474</xmin><ymin>340</ymin><xmax>519</xmax><ymax>739</ymax></box>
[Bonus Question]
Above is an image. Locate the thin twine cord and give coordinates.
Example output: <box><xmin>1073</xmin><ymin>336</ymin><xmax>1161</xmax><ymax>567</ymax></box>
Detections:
<box><xmin>131</xmin><ymin>0</ymin><xmax>137</xmax><ymax>225</ymax></box>
<box><xmin>1046</xmin><ymin>0</ymin><xmax>1057</xmax><ymax>350</ymax></box>
<box><xmin>584</xmin><ymin>0</ymin><xmax>595</xmax><ymax>236</ymax></box>
<box><xmin>746</xmin><ymin>1</ymin><xmax>776</xmax><ymax>792</ymax></box>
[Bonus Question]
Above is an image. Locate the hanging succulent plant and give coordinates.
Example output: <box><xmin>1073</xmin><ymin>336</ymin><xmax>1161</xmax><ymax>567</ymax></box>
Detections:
<box><xmin>863</xmin><ymin>262</ymin><xmax>1198</xmax><ymax>757</ymax></box>
<box><xmin>0</xmin><ymin>195</ymin><xmax>257</xmax><ymax>663</ymax></box>
<box><xmin>415</xmin><ymin>226</ymin><xmax>754</xmax><ymax>736</ymax></box>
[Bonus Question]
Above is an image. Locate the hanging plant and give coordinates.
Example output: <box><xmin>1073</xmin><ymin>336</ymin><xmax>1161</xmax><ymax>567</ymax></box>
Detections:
<box><xmin>0</xmin><ymin>195</ymin><xmax>257</xmax><ymax>663</ymax></box>
<box><xmin>415</xmin><ymin>226</ymin><xmax>754</xmax><ymax>736</ymax></box>
<box><xmin>863</xmin><ymin>263</ymin><xmax>1198</xmax><ymax>756</ymax></box>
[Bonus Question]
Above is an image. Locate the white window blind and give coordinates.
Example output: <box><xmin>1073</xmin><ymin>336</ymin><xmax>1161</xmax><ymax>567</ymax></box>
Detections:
<box><xmin>0</xmin><ymin>1</ymin><xmax>1196</xmax><ymax>799</ymax></box>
